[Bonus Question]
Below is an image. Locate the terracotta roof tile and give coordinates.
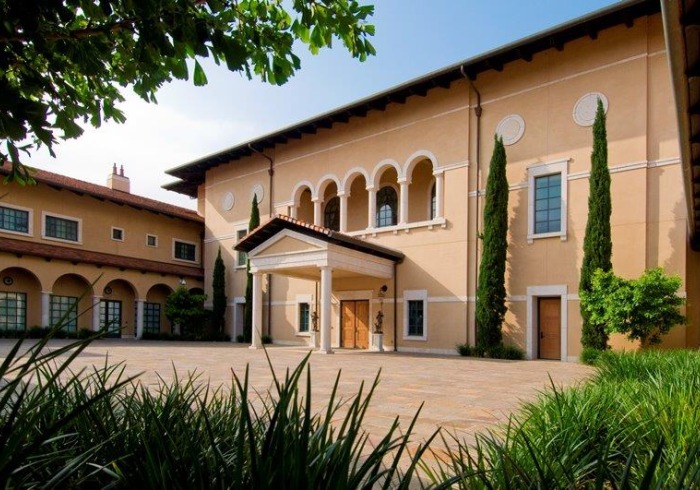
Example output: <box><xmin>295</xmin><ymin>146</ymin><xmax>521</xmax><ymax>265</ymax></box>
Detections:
<box><xmin>0</xmin><ymin>236</ymin><xmax>204</xmax><ymax>280</ymax></box>
<box><xmin>1</xmin><ymin>162</ymin><xmax>203</xmax><ymax>223</ymax></box>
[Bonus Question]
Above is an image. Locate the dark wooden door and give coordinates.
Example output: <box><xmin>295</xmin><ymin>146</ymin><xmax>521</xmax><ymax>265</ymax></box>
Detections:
<box><xmin>340</xmin><ymin>300</ymin><xmax>370</xmax><ymax>349</ymax></box>
<box><xmin>538</xmin><ymin>297</ymin><xmax>561</xmax><ymax>360</ymax></box>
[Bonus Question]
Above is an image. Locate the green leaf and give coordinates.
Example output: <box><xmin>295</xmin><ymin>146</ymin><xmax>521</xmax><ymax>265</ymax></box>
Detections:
<box><xmin>193</xmin><ymin>60</ymin><xmax>208</xmax><ymax>86</ymax></box>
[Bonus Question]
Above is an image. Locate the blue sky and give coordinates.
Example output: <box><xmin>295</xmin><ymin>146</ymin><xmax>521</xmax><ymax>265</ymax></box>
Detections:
<box><xmin>28</xmin><ymin>0</ymin><xmax>617</xmax><ymax>208</ymax></box>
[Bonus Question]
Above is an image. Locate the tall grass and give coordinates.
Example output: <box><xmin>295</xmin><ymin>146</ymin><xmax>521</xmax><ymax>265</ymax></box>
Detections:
<box><xmin>426</xmin><ymin>349</ymin><xmax>700</xmax><ymax>488</ymax></box>
<box><xmin>0</xmin><ymin>333</ymin><xmax>433</xmax><ymax>488</ymax></box>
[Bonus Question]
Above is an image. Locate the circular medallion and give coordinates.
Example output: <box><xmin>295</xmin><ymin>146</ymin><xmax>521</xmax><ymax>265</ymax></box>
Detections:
<box><xmin>103</xmin><ymin>286</ymin><xmax>113</xmax><ymax>296</ymax></box>
<box><xmin>573</xmin><ymin>92</ymin><xmax>608</xmax><ymax>127</ymax></box>
<box><xmin>251</xmin><ymin>184</ymin><xmax>264</xmax><ymax>205</ymax></box>
<box><xmin>495</xmin><ymin>114</ymin><xmax>525</xmax><ymax>146</ymax></box>
<box><xmin>221</xmin><ymin>192</ymin><xmax>235</xmax><ymax>211</ymax></box>
<box><xmin>2</xmin><ymin>276</ymin><xmax>13</xmax><ymax>286</ymax></box>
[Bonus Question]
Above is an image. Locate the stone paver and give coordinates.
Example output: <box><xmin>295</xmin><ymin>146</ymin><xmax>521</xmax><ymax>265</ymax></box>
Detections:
<box><xmin>0</xmin><ymin>339</ymin><xmax>592</xmax><ymax>450</ymax></box>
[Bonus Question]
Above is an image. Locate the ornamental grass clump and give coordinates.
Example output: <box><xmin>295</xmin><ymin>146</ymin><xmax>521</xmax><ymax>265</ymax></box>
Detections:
<box><xmin>424</xmin><ymin>349</ymin><xmax>700</xmax><ymax>488</ymax></box>
<box><xmin>0</xmin><ymin>331</ymin><xmax>432</xmax><ymax>488</ymax></box>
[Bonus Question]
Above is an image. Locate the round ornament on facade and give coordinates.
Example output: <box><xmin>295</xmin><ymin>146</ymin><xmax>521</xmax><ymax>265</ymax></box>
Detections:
<box><xmin>3</xmin><ymin>276</ymin><xmax>13</xmax><ymax>286</ymax></box>
<box><xmin>103</xmin><ymin>286</ymin><xmax>112</xmax><ymax>296</ymax></box>
<box><xmin>251</xmin><ymin>184</ymin><xmax>264</xmax><ymax>205</ymax></box>
<box><xmin>221</xmin><ymin>192</ymin><xmax>235</xmax><ymax>211</ymax></box>
<box><xmin>495</xmin><ymin>114</ymin><xmax>525</xmax><ymax>145</ymax></box>
<box><xmin>573</xmin><ymin>92</ymin><xmax>608</xmax><ymax>127</ymax></box>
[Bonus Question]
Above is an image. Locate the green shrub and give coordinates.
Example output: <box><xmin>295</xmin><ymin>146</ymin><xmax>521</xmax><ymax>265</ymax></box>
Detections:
<box><xmin>456</xmin><ymin>343</ymin><xmax>523</xmax><ymax>360</ymax></box>
<box><xmin>261</xmin><ymin>334</ymin><xmax>273</xmax><ymax>344</ymax></box>
<box><xmin>580</xmin><ymin>346</ymin><xmax>604</xmax><ymax>365</ymax></box>
<box><xmin>236</xmin><ymin>334</ymin><xmax>245</xmax><ymax>343</ymax></box>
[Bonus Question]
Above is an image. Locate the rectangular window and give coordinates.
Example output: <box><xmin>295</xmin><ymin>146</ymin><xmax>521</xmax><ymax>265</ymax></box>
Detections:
<box><xmin>146</xmin><ymin>234</ymin><xmax>158</xmax><ymax>247</ymax></box>
<box><xmin>0</xmin><ymin>206</ymin><xmax>29</xmax><ymax>234</ymax></box>
<box><xmin>534</xmin><ymin>174</ymin><xmax>561</xmax><ymax>234</ymax></box>
<box><xmin>407</xmin><ymin>300</ymin><xmax>424</xmax><ymax>337</ymax></box>
<box><xmin>45</xmin><ymin>215</ymin><xmax>79</xmax><ymax>242</ymax></box>
<box><xmin>298</xmin><ymin>302</ymin><xmax>310</xmax><ymax>333</ymax></box>
<box><xmin>143</xmin><ymin>302</ymin><xmax>161</xmax><ymax>334</ymax></box>
<box><xmin>111</xmin><ymin>227</ymin><xmax>124</xmax><ymax>241</ymax></box>
<box><xmin>0</xmin><ymin>292</ymin><xmax>27</xmax><ymax>331</ymax></box>
<box><xmin>50</xmin><ymin>295</ymin><xmax>78</xmax><ymax>332</ymax></box>
<box><xmin>236</xmin><ymin>228</ymin><xmax>248</xmax><ymax>267</ymax></box>
<box><xmin>174</xmin><ymin>240</ymin><xmax>197</xmax><ymax>262</ymax></box>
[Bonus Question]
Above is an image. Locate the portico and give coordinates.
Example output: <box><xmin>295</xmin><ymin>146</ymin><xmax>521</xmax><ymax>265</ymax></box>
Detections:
<box><xmin>234</xmin><ymin>215</ymin><xmax>403</xmax><ymax>353</ymax></box>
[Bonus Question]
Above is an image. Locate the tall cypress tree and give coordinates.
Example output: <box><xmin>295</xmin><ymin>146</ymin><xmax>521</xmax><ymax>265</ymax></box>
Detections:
<box><xmin>212</xmin><ymin>247</ymin><xmax>227</xmax><ymax>335</ymax></box>
<box><xmin>476</xmin><ymin>135</ymin><xmax>509</xmax><ymax>350</ymax></box>
<box><xmin>579</xmin><ymin>99</ymin><xmax>612</xmax><ymax>350</ymax></box>
<box><xmin>243</xmin><ymin>196</ymin><xmax>260</xmax><ymax>342</ymax></box>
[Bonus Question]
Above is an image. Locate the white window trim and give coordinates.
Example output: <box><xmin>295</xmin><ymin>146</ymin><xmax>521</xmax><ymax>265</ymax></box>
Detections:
<box><xmin>526</xmin><ymin>285</ymin><xmax>569</xmax><ymax>362</ymax></box>
<box><xmin>42</xmin><ymin>211</ymin><xmax>82</xmax><ymax>244</ymax></box>
<box><xmin>0</xmin><ymin>203</ymin><xmax>33</xmax><ymax>237</ymax></box>
<box><xmin>235</xmin><ymin>224</ymin><xmax>249</xmax><ymax>269</ymax></box>
<box><xmin>172</xmin><ymin>238</ymin><xmax>199</xmax><ymax>264</ymax></box>
<box><xmin>146</xmin><ymin>234</ymin><xmax>158</xmax><ymax>247</ymax></box>
<box><xmin>111</xmin><ymin>227</ymin><xmax>124</xmax><ymax>242</ymax></box>
<box><xmin>427</xmin><ymin>179</ymin><xmax>437</xmax><ymax>220</ymax></box>
<box><xmin>403</xmin><ymin>289</ymin><xmax>428</xmax><ymax>341</ymax></box>
<box><xmin>527</xmin><ymin>158</ymin><xmax>569</xmax><ymax>244</ymax></box>
<box><xmin>296</xmin><ymin>294</ymin><xmax>313</xmax><ymax>336</ymax></box>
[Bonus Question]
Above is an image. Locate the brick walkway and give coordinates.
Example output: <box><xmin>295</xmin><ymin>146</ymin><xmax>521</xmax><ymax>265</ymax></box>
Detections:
<box><xmin>0</xmin><ymin>339</ymin><xmax>592</xmax><ymax>454</ymax></box>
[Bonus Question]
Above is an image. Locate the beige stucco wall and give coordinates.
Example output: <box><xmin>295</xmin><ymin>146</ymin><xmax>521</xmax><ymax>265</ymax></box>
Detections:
<box><xmin>202</xmin><ymin>12</ymin><xmax>690</xmax><ymax>358</ymax></box>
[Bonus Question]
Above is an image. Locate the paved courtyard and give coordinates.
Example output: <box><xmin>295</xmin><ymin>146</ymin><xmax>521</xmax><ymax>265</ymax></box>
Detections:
<box><xmin>0</xmin><ymin>339</ymin><xmax>592</xmax><ymax>454</ymax></box>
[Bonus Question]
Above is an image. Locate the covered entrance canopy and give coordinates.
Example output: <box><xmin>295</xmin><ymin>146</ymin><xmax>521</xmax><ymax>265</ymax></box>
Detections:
<box><xmin>234</xmin><ymin>215</ymin><xmax>404</xmax><ymax>353</ymax></box>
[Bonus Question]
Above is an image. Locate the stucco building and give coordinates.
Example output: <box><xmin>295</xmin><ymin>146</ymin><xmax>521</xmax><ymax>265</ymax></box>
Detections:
<box><xmin>164</xmin><ymin>0</ymin><xmax>698</xmax><ymax>361</ymax></box>
<box><xmin>0</xmin><ymin>163</ymin><xmax>204</xmax><ymax>337</ymax></box>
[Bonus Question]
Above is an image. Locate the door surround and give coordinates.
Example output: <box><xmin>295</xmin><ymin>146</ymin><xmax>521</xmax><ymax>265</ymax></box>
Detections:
<box><xmin>335</xmin><ymin>290</ymin><xmax>373</xmax><ymax>348</ymax></box>
<box><xmin>526</xmin><ymin>285</ymin><xmax>568</xmax><ymax>361</ymax></box>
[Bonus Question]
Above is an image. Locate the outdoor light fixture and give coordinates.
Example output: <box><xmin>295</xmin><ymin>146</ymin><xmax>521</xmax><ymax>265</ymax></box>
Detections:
<box><xmin>179</xmin><ymin>277</ymin><xmax>186</xmax><ymax>286</ymax></box>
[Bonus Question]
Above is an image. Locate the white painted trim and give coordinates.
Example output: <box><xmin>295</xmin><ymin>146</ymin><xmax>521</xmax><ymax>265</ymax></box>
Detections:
<box><xmin>146</xmin><ymin>234</ymin><xmax>158</xmax><ymax>248</ymax></box>
<box><xmin>248</xmin><ymin>228</ymin><xmax>327</xmax><ymax>257</ymax></box>
<box><xmin>404</xmin><ymin>150</ymin><xmax>438</xmax><ymax>181</ymax></box>
<box><xmin>0</xmin><ymin>202</ymin><xmax>33</xmax><ymax>237</ymax></box>
<box><xmin>436</xmin><ymin>160</ymin><xmax>469</xmax><ymax>173</ymax></box>
<box><xmin>427</xmin><ymin>295</ymin><xmax>469</xmax><ymax>303</ymax></box>
<box><xmin>527</xmin><ymin>159</ymin><xmax>569</xmax><ymax>244</ymax></box>
<box><xmin>346</xmin><ymin>217</ymin><xmax>447</xmax><ymax>237</ymax></box>
<box><xmin>397</xmin><ymin>346</ymin><xmax>457</xmax><ymax>356</ymax></box>
<box><xmin>291</xmin><ymin>180</ymin><xmax>315</xmax><ymax>205</ymax></box>
<box><xmin>314</xmin><ymin>174</ymin><xmax>341</xmax><ymax>201</ymax></box>
<box><xmin>370</xmin><ymin>159</ymin><xmax>403</xmax><ymax>188</ymax></box>
<box><xmin>403</xmin><ymin>289</ymin><xmax>428</xmax><ymax>341</ymax></box>
<box><xmin>340</xmin><ymin>167</ymin><xmax>371</xmax><ymax>194</ymax></box>
<box><xmin>111</xmin><ymin>226</ymin><xmax>125</xmax><ymax>242</ymax></box>
<box><xmin>41</xmin><ymin>211</ymin><xmax>83</xmax><ymax>245</ymax></box>
<box><xmin>526</xmin><ymin>285</ymin><xmax>568</xmax><ymax>362</ymax></box>
<box><xmin>234</xmin><ymin>225</ymin><xmax>249</xmax><ymax>269</ymax></box>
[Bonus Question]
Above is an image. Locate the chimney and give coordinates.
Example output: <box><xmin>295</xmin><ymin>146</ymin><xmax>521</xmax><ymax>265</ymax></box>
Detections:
<box><xmin>107</xmin><ymin>164</ymin><xmax>131</xmax><ymax>193</ymax></box>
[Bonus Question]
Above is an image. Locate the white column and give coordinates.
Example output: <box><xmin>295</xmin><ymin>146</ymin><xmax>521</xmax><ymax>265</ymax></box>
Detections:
<box><xmin>290</xmin><ymin>204</ymin><xmax>298</xmax><ymax>219</ymax></box>
<box><xmin>41</xmin><ymin>291</ymin><xmax>50</xmax><ymax>327</ymax></box>
<box><xmin>319</xmin><ymin>266</ymin><xmax>333</xmax><ymax>354</ymax></box>
<box><xmin>312</xmin><ymin>198</ymin><xmax>322</xmax><ymax>226</ymax></box>
<box><xmin>92</xmin><ymin>295</ymin><xmax>101</xmax><ymax>331</ymax></box>
<box><xmin>339</xmin><ymin>192</ymin><xmax>348</xmax><ymax>232</ymax></box>
<box><xmin>367</xmin><ymin>186</ymin><xmax>376</xmax><ymax>229</ymax></box>
<box><xmin>399</xmin><ymin>179</ymin><xmax>409</xmax><ymax>225</ymax></box>
<box><xmin>250</xmin><ymin>273</ymin><xmax>263</xmax><ymax>349</ymax></box>
<box><xmin>136</xmin><ymin>299</ymin><xmax>145</xmax><ymax>339</ymax></box>
<box><xmin>434</xmin><ymin>171</ymin><xmax>444</xmax><ymax>219</ymax></box>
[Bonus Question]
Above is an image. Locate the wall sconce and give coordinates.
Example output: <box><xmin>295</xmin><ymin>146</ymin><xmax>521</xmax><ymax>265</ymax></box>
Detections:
<box><xmin>179</xmin><ymin>277</ymin><xmax>187</xmax><ymax>286</ymax></box>
<box><xmin>378</xmin><ymin>284</ymin><xmax>388</xmax><ymax>298</ymax></box>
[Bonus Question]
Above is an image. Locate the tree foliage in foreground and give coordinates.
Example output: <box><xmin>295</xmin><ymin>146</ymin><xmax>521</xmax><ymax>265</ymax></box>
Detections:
<box><xmin>580</xmin><ymin>267</ymin><xmax>685</xmax><ymax>346</ymax></box>
<box><xmin>244</xmin><ymin>195</ymin><xmax>260</xmax><ymax>342</ymax></box>
<box><xmin>0</xmin><ymin>0</ymin><xmax>376</xmax><ymax>182</ymax></box>
<box><xmin>476</xmin><ymin>135</ymin><xmax>509</xmax><ymax>350</ymax></box>
<box><xmin>579</xmin><ymin>99</ymin><xmax>612</xmax><ymax>351</ymax></box>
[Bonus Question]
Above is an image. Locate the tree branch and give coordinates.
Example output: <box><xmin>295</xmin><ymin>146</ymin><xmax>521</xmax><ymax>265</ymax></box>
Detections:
<box><xmin>0</xmin><ymin>19</ymin><xmax>136</xmax><ymax>43</ymax></box>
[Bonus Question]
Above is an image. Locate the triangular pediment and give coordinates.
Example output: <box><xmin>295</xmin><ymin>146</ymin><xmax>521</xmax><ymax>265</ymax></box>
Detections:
<box><xmin>251</xmin><ymin>230</ymin><xmax>326</xmax><ymax>258</ymax></box>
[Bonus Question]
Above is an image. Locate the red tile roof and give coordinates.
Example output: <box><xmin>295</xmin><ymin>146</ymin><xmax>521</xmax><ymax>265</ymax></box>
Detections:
<box><xmin>235</xmin><ymin>214</ymin><xmax>404</xmax><ymax>262</ymax></box>
<box><xmin>1</xmin><ymin>162</ymin><xmax>203</xmax><ymax>223</ymax></box>
<box><xmin>0</xmin><ymin>236</ymin><xmax>204</xmax><ymax>279</ymax></box>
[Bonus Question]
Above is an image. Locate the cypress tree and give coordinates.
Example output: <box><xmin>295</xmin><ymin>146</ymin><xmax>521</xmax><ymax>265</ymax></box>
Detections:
<box><xmin>476</xmin><ymin>135</ymin><xmax>509</xmax><ymax>350</ymax></box>
<box><xmin>579</xmin><ymin>99</ymin><xmax>612</xmax><ymax>350</ymax></box>
<box><xmin>212</xmin><ymin>247</ymin><xmax>227</xmax><ymax>335</ymax></box>
<box><xmin>244</xmin><ymin>196</ymin><xmax>260</xmax><ymax>342</ymax></box>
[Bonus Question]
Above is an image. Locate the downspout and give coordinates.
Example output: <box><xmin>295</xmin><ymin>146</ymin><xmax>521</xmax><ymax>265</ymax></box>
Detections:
<box><xmin>393</xmin><ymin>261</ymin><xmax>398</xmax><ymax>352</ymax></box>
<box><xmin>460</xmin><ymin>65</ymin><xmax>482</xmax><ymax>347</ymax></box>
<box><xmin>248</xmin><ymin>144</ymin><xmax>275</xmax><ymax>337</ymax></box>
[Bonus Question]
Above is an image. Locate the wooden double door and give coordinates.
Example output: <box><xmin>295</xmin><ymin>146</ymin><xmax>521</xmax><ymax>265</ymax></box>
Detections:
<box><xmin>538</xmin><ymin>297</ymin><xmax>561</xmax><ymax>360</ymax></box>
<box><xmin>341</xmin><ymin>300</ymin><xmax>370</xmax><ymax>349</ymax></box>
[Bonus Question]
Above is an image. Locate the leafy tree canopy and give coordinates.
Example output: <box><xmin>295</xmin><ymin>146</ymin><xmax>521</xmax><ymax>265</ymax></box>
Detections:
<box><xmin>580</xmin><ymin>268</ymin><xmax>685</xmax><ymax>346</ymax></box>
<box><xmin>0</xmin><ymin>0</ymin><xmax>376</xmax><ymax>182</ymax></box>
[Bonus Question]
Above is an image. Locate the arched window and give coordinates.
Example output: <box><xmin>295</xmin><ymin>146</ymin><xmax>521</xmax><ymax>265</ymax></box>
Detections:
<box><xmin>430</xmin><ymin>182</ymin><xmax>437</xmax><ymax>220</ymax></box>
<box><xmin>376</xmin><ymin>186</ymin><xmax>397</xmax><ymax>228</ymax></box>
<box><xmin>324</xmin><ymin>196</ymin><xmax>340</xmax><ymax>231</ymax></box>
